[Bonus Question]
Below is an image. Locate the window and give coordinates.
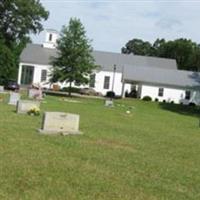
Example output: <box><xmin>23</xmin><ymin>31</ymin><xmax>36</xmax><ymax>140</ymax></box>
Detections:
<box><xmin>49</xmin><ymin>33</ymin><xmax>52</xmax><ymax>41</ymax></box>
<box><xmin>158</xmin><ymin>88</ymin><xmax>164</xmax><ymax>97</ymax></box>
<box><xmin>185</xmin><ymin>91</ymin><xmax>191</xmax><ymax>100</ymax></box>
<box><xmin>75</xmin><ymin>81</ymin><xmax>80</xmax><ymax>86</ymax></box>
<box><xmin>103</xmin><ymin>76</ymin><xmax>110</xmax><ymax>89</ymax></box>
<box><xmin>21</xmin><ymin>65</ymin><xmax>34</xmax><ymax>85</ymax></box>
<box><xmin>89</xmin><ymin>74</ymin><xmax>96</xmax><ymax>88</ymax></box>
<box><xmin>41</xmin><ymin>70</ymin><xmax>47</xmax><ymax>82</ymax></box>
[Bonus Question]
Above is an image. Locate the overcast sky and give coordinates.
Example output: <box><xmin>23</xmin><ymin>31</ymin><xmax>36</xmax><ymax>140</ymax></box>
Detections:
<box><xmin>32</xmin><ymin>0</ymin><xmax>200</xmax><ymax>53</ymax></box>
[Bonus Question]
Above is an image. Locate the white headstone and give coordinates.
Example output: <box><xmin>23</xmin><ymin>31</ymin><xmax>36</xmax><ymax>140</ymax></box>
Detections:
<box><xmin>0</xmin><ymin>86</ymin><xmax>4</xmax><ymax>93</ymax></box>
<box><xmin>105</xmin><ymin>99</ymin><xmax>114</xmax><ymax>107</ymax></box>
<box><xmin>8</xmin><ymin>92</ymin><xmax>20</xmax><ymax>106</ymax></box>
<box><xmin>17</xmin><ymin>100</ymin><xmax>40</xmax><ymax>114</ymax></box>
<box><xmin>28</xmin><ymin>89</ymin><xmax>43</xmax><ymax>100</ymax></box>
<box><xmin>39</xmin><ymin>112</ymin><xmax>81</xmax><ymax>135</ymax></box>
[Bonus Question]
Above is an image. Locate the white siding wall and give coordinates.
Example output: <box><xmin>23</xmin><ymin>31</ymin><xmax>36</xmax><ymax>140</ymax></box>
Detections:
<box><xmin>42</xmin><ymin>32</ymin><xmax>58</xmax><ymax>49</ymax></box>
<box><xmin>18</xmin><ymin>63</ymin><xmax>131</xmax><ymax>96</ymax></box>
<box><xmin>18</xmin><ymin>63</ymin><xmax>52</xmax><ymax>87</ymax></box>
<box><xmin>140</xmin><ymin>84</ymin><xmax>189</xmax><ymax>104</ymax></box>
<box><xmin>94</xmin><ymin>71</ymin><xmax>131</xmax><ymax>96</ymax></box>
<box><xmin>45</xmin><ymin>32</ymin><xmax>58</xmax><ymax>44</ymax></box>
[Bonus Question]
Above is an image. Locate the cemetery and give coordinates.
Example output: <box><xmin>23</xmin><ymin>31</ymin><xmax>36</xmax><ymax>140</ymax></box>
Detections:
<box><xmin>0</xmin><ymin>91</ymin><xmax>200</xmax><ymax>199</ymax></box>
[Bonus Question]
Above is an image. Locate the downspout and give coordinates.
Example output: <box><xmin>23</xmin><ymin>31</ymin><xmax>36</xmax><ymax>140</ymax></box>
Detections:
<box><xmin>121</xmin><ymin>65</ymin><xmax>125</xmax><ymax>98</ymax></box>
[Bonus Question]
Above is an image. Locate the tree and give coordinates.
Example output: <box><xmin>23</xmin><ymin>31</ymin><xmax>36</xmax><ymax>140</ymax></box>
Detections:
<box><xmin>122</xmin><ymin>37</ymin><xmax>200</xmax><ymax>71</ymax></box>
<box><xmin>122</xmin><ymin>39</ymin><xmax>153</xmax><ymax>56</ymax></box>
<box><xmin>51</xmin><ymin>18</ymin><xmax>96</xmax><ymax>96</ymax></box>
<box><xmin>0</xmin><ymin>0</ymin><xmax>49</xmax><ymax>83</ymax></box>
<box><xmin>0</xmin><ymin>39</ymin><xmax>15</xmax><ymax>85</ymax></box>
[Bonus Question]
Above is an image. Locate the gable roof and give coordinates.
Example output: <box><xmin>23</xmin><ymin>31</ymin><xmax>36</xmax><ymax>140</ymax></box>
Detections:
<box><xmin>20</xmin><ymin>44</ymin><xmax>57</xmax><ymax>65</ymax></box>
<box><xmin>20</xmin><ymin>43</ymin><xmax>177</xmax><ymax>71</ymax></box>
<box><xmin>92</xmin><ymin>50</ymin><xmax>177</xmax><ymax>72</ymax></box>
<box><xmin>123</xmin><ymin>65</ymin><xmax>200</xmax><ymax>89</ymax></box>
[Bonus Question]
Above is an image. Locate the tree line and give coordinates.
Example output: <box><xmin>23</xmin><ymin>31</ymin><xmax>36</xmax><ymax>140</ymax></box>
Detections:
<box><xmin>122</xmin><ymin>38</ymin><xmax>200</xmax><ymax>71</ymax></box>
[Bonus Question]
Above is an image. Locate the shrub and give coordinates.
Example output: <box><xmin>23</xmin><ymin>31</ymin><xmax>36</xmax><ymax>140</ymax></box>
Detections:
<box><xmin>142</xmin><ymin>96</ymin><xmax>152</xmax><ymax>101</ymax></box>
<box><xmin>126</xmin><ymin>90</ymin><xmax>137</xmax><ymax>98</ymax></box>
<box><xmin>170</xmin><ymin>101</ymin><xmax>174</xmax><ymax>104</ymax></box>
<box><xmin>163</xmin><ymin>100</ymin><xmax>166</xmax><ymax>103</ymax></box>
<box><xmin>61</xmin><ymin>87</ymin><xmax>80</xmax><ymax>93</ymax></box>
<box><xmin>106</xmin><ymin>91</ymin><xmax>115</xmax><ymax>98</ymax></box>
<box><xmin>155</xmin><ymin>98</ymin><xmax>158</xmax><ymax>102</ymax></box>
<box><xmin>189</xmin><ymin>102</ymin><xmax>196</xmax><ymax>107</ymax></box>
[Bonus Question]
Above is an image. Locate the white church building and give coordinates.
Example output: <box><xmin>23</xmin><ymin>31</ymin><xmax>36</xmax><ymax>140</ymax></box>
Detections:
<box><xmin>18</xmin><ymin>29</ymin><xmax>200</xmax><ymax>105</ymax></box>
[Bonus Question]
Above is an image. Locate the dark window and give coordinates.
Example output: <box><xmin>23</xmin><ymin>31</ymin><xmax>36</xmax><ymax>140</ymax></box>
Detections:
<box><xmin>75</xmin><ymin>81</ymin><xmax>80</xmax><ymax>86</ymax></box>
<box><xmin>185</xmin><ymin>91</ymin><xmax>191</xmax><ymax>100</ymax></box>
<box><xmin>103</xmin><ymin>76</ymin><xmax>110</xmax><ymax>89</ymax></box>
<box><xmin>41</xmin><ymin>70</ymin><xmax>47</xmax><ymax>82</ymax></box>
<box><xmin>21</xmin><ymin>65</ymin><xmax>34</xmax><ymax>85</ymax></box>
<box><xmin>89</xmin><ymin>74</ymin><xmax>96</xmax><ymax>88</ymax></box>
<box><xmin>49</xmin><ymin>34</ymin><xmax>52</xmax><ymax>41</ymax></box>
<box><xmin>158</xmin><ymin>88</ymin><xmax>164</xmax><ymax>97</ymax></box>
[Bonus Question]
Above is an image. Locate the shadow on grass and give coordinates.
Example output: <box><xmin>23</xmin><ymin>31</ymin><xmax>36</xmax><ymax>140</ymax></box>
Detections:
<box><xmin>159</xmin><ymin>102</ymin><xmax>200</xmax><ymax>118</ymax></box>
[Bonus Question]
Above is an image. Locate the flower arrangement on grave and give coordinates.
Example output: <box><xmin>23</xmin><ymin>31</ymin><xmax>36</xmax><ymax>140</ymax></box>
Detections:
<box><xmin>27</xmin><ymin>106</ymin><xmax>40</xmax><ymax>116</ymax></box>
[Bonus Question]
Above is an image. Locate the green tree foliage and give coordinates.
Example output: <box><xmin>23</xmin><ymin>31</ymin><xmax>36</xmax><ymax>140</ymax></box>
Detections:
<box><xmin>0</xmin><ymin>0</ymin><xmax>49</xmax><ymax>83</ymax></box>
<box><xmin>0</xmin><ymin>39</ymin><xmax>15</xmax><ymax>85</ymax></box>
<box><xmin>122</xmin><ymin>38</ymin><xmax>200</xmax><ymax>71</ymax></box>
<box><xmin>51</xmin><ymin>18</ymin><xmax>96</xmax><ymax>96</ymax></box>
<box><xmin>122</xmin><ymin>39</ymin><xmax>153</xmax><ymax>56</ymax></box>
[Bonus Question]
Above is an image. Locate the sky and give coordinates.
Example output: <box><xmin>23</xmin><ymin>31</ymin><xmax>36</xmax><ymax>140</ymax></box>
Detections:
<box><xmin>32</xmin><ymin>0</ymin><xmax>200</xmax><ymax>53</ymax></box>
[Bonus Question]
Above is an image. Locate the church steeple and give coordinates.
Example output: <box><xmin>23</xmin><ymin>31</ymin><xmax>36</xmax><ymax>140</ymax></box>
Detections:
<box><xmin>43</xmin><ymin>29</ymin><xmax>59</xmax><ymax>49</ymax></box>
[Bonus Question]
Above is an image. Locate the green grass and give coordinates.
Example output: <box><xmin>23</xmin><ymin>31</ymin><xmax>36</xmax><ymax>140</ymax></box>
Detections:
<box><xmin>0</xmin><ymin>94</ymin><xmax>200</xmax><ymax>200</ymax></box>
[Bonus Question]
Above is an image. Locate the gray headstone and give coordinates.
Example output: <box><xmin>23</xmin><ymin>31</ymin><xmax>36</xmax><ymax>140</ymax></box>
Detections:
<box><xmin>39</xmin><ymin>112</ymin><xmax>81</xmax><ymax>135</ymax></box>
<box><xmin>105</xmin><ymin>99</ymin><xmax>114</xmax><ymax>107</ymax></box>
<box><xmin>28</xmin><ymin>89</ymin><xmax>43</xmax><ymax>100</ymax></box>
<box><xmin>0</xmin><ymin>86</ymin><xmax>4</xmax><ymax>93</ymax></box>
<box><xmin>8</xmin><ymin>92</ymin><xmax>20</xmax><ymax>106</ymax></box>
<box><xmin>17</xmin><ymin>100</ymin><xmax>40</xmax><ymax>114</ymax></box>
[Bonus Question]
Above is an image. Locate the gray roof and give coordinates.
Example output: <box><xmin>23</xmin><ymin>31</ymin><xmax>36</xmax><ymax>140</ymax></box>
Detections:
<box><xmin>46</xmin><ymin>29</ymin><xmax>59</xmax><ymax>33</ymax></box>
<box><xmin>123</xmin><ymin>65</ymin><xmax>200</xmax><ymax>89</ymax></box>
<box><xmin>20</xmin><ymin>44</ymin><xmax>57</xmax><ymax>65</ymax></box>
<box><xmin>92</xmin><ymin>50</ymin><xmax>177</xmax><ymax>72</ymax></box>
<box><xmin>20</xmin><ymin>44</ymin><xmax>177</xmax><ymax>71</ymax></box>
<box><xmin>21</xmin><ymin>43</ymin><xmax>199</xmax><ymax>89</ymax></box>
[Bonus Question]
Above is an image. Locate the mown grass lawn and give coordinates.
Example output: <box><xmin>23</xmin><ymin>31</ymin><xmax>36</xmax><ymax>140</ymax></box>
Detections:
<box><xmin>0</xmin><ymin>94</ymin><xmax>200</xmax><ymax>200</ymax></box>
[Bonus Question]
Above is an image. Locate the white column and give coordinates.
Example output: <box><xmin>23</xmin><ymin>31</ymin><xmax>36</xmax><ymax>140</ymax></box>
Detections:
<box><xmin>121</xmin><ymin>81</ymin><xmax>126</xmax><ymax>98</ymax></box>
<box><xmin>17</xmin><ymin>64</ymin><xmax>22</xmax><ymax>84</ymax></box>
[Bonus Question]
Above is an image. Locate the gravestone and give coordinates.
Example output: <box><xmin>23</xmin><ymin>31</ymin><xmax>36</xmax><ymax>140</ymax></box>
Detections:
<box><xmin>28</xmin><ymin>89</ymin><xmax>43</xmax><ymax>100</ymax></box>
<box><xmin>0</xmin><ymin>86</ymin><xmax>4</xmax><ymax>93</ymax></box>
<box><xmin>39</xmin><ymin>112</ymin><xmax>81</xmax><ymax>135</ymax></box>
<box><xmin>8</xmin><ymin>92</ymin><xmax>20</xmax><ymax>106</ymax></box>
<box><xmin>105</xmin><ymin>99</ymin><xmax>114</xmax><ymax>107</ymax></box>
<box><xmin>17</xmin><ymin>100</ymin><xmax>40</xmax><ymax>114</ymax></box>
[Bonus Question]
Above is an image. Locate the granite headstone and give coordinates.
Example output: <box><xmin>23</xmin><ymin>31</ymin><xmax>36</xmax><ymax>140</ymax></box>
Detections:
<box><xmin>28</xmin><ymin>89</ymin><xmax>43</xmax><ymax>100</ymax></box>
<box><xmin>105</xmin><ymin>99</ymin><xmax>114</xmax><ymax>107</ymax></box>
<box><xmin>17</xmin><ymin>100</ymin><xmax>40</xmax><ymax>114</ymax></box>
<box><xmin>0</xmin><ymin>86</ymin><xmax>4</xmax><ymax>93</ymax></box>
<box><xmin>8</xmin><ymin>92</ymin><xmax>20</xmax><ymax>106</ymax></box>
<box><xmin>39</xmin><ymin>112</ymin><xmax>81</xmax><ymax>135</ymax></box>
